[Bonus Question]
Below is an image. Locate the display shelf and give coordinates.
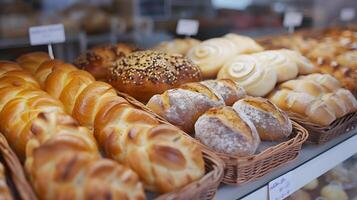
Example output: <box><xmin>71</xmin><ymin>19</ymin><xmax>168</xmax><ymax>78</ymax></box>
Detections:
<box><xmin>216</xmin><ymin>128</ymin><xmax>357</xmax><ymax>200</ymax></box>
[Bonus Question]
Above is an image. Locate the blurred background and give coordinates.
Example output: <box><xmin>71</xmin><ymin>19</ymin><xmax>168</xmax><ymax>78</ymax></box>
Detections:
<box><xmin>0</xmin><ymin>0</ymin><xmax>356</xmax><ymax>61</ymax></box>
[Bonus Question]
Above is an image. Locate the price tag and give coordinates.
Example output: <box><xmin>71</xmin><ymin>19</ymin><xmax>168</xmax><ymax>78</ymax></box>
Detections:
<box><xmin>283</xmin><ymin>12</ymin><xmax>303</xmax><ymax>27</ymax></box>
<box><xmin>29</xmin><ymin>24</ymin><xmax>65</xmax><ymax>59</ymax></box>
<box><xmin>340</xmin><ymin>8</ymin><xmax>355</xmax><ymax>21</ymax></box>
<box><xmin>268</xmin><ymin>172</ymin><xmax>295</xmax><ymax>200</ymax></box>
<box><xmin>176</xmin><ymin>19</ymin><xmax>199</xmax><ymax>36</ymax></box>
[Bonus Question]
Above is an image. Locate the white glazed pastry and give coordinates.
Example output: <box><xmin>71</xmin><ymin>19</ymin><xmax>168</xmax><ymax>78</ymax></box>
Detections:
<box><xmin>218</xmin><ymin>54</ymin><xmax>277</xmax><ymax>97</ymax></box>
<box><xmin>224</xmin><ymin>33</ymin><xmax>264</xmax><ymax>54</ymax></box>
<box><xmin>280</xmin><ymin>49</ymin><xmax>318</xmax><ymax>74</ymax></box>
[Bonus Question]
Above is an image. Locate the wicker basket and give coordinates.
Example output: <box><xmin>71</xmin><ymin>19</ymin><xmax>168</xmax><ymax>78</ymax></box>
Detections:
<box><xmin>116</xmin><ymin>91</ymin><xmax>224</xmax><ymax>200</ymax></box>
<box><xmin>288</xmin><ymin>112</ymin><xmax>357</xmax><ymax>144</ymax></box>
<box><xmin>117</xmin><ymin>91</ymin><xmax>308</xmax><ymax>186</ymax></box>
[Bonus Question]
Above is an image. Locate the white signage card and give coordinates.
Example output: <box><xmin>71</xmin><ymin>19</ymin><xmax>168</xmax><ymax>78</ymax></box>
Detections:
<box><xmin>176</xmin><ymin>19</ymin><xmax>199</xmax><ymax>36</ymax></box>
<box><xmin>268</xmin><ymin>172</ymin><xmax>295</xmax><ymax>200</ymax></box>
<box><xmin>340</xmin><ymin>8</ymin><xmax>355</xmax><ymax>21</ymax></box>
<box><xmin>29</xmin><ymin>24</ymin><xmax>65</xmax><ymax>46</ymax></box>
<box><xmin>283</xmin><ymin>12</ymin><xmax>303</xmax><ymax>27</ymax></box>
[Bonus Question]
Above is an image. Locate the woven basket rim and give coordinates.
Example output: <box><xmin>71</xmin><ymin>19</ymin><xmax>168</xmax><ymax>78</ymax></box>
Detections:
<box><xmin>116</xmin><ymin>91</ymin><xmax>225</xmax><ymax>200</ymax></box>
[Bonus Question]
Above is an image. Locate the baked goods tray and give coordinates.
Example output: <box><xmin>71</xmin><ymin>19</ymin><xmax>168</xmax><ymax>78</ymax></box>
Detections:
<box><xmin>288</xmin><ymin>111</ymin><xmax>357</xmax><ymax>144</ymax></box>
<box><xmin>118</xmin><ymin>91</ymin><xmax>308</xmax><ymax>186</ymax></box>
<box><xmin>0</xmin><ymin>133</ymin><xmax>37</xmax><ymax>200</ymax></box>
<box><xmin>116</xmin><ymin>91</ymin><xmax>224</xmax><ymax>200</ymax></box>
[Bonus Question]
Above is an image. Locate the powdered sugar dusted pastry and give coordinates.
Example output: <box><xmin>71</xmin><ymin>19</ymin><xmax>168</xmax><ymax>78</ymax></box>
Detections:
<box><xmin>195</xmin><ymin>106</ymin><xmax>260</xmax><ymax>156</ymax></box>
<box><xmin>201</xmin><ymin>79</ymin><xmax>246</xmax><ymax>106</ymax></box>
<box><xmin>233</xmin><ymin>97</ymin><xmax>292</xmax><ymax>141</ymax></box>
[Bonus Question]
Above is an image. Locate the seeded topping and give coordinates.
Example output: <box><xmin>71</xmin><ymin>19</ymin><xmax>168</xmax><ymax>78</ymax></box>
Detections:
<box><xmin>111</xmin><ymin>50</ymin><xmax>201</xmax><ymax>85</ymax></box>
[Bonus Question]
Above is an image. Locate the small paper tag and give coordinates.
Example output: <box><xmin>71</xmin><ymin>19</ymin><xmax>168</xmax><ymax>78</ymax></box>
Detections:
<box><xmin>176</xmin><ymin>19</ymin><xmax>199</xmax><ymax>36</ymax></box>
<box><xmin>268</xmin><ymin>172</ymin><xmax>295</xmax><ymax>200</ymax></box>
<box><xmin>340</xmin><ymin>8</ymin><xmax>355</xmax><ymax>21</ymax></box>
<box><xmin>29</xmin><ymin>24</ymin><xmax>65</xmax><ymax>46</ymax></box>
<box><xmin>283</xmin><ymin>12</ymin><xmax>303</xmax><ymax>27</ymax></box>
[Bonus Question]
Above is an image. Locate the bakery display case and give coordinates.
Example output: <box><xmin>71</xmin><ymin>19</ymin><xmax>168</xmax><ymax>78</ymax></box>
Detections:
<box><xmin>0</xmin><ymin>0</ymin><xmax>356</xmax><ymax>200</ymax></box>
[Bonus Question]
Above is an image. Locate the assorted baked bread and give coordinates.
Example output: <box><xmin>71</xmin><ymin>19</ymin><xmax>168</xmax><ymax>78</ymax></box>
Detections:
<box><xmin>147</xmin><ymin>79</ymin><xmax>245</xmax><ymax>133</ymax></box>
<box><xmin>108</xmin><ymin>50</ymin><xmax>202</xmax><ymax>102</ymax></box>
<box><xmin>16</xmin><ymin>52</ymin><xmax>205</xmax><ymax>193</ymax></box>
<box><xmin>0</xmin><ymin>61</ymin><xmax>145</xmax><ymax>199</ymax></box>
<box><xmin>153</xmin><ymin>38</ymin><xmax>200</xmax><ymax>55</ymax></box>
<box><xmin>217</xmin><ymin>49</ymin><xmax>317</xmax><ymax>96</ymax></box>
<box><xmin>187</xmin><ymin>33</ymin><xmax>264</xmax><ymax>78</ymax></box>
<box><xmin>269</xmin><ymin>73</ymin><xmax>357</xmax><ymax>126</ymax></box>
<box><xmin>74</xmin><ymin>43</ymin><xmax>137</xmax><ymax>80</ymax></box>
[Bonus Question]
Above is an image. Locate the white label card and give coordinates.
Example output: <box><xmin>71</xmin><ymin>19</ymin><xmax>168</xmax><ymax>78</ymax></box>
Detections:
<box><xmin>29</xmin><ymin>24</ymin><xmax>65</xmax><ymax>45</ymax></box>
<box><xmin>268</xmin><ymin>172</ymin><xmax>295</xmax><ymax>200</ymax></box>
<box><xmin>176</xmin><ymin>19</ymin><xmax>199</xmax><ymax>36</ymax></box>
<box><xmin>283</xmin><ymin>12</ymin><xmax>303</xmax><ymax>27</ymax></box>
<box><xmin>340</xmin><ymin>8</ymin><xmax>355</xmax><ymax>21</ymax></box>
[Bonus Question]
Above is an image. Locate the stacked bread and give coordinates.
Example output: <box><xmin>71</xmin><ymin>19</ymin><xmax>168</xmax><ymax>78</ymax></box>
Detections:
<box><xmin>186</xmin><ymin>33</ymin><xmax>264</xmax><ymax>78</ymax></box>
<box><xmin>0</xmin><ymin>61</ymin><xmax>145</xmax><ymax>199</ymax></box>
<box><xmin>269</xmin><ymin>73</ymin><xmax>357</xmax><ymax>126</ymax></box>
<box><xmin>0</xmin><ymin>163</ymin><xmax>13</xmax><ymax>200</ymax></box>
<box><xmin>217</xmin><ymin>49</ymin><xmax>318</xmax><ymax>96</ymax></box>
<box><xmin>153</xmin><ymin>38</ymin><xmax>200</xmax><ymax>55</ymax></box>
<box><xmin>147</xmin><ymin>80</ymin><xmax>292</xmax><ymax>156</ymax></box>
<box><xmin>16</xmin><ymin>52</ymin><xmax>205</xmax><ymax>193</ymax></box>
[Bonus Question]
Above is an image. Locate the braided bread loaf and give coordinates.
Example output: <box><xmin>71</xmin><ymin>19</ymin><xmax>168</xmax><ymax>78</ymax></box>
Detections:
<box><xmin>0</xmin><ymin>61</ymin><xmax>145</xmax><ymax>200</ymax></box>
<box><xmin>16</xmin><ymin>53</ymin><xmax>205</xmax><ymax>193</ymax></box>
<box><xmin>0</xmin><ymin>163</ymin><xmax>13</xmax><ymax>200</ymax></box>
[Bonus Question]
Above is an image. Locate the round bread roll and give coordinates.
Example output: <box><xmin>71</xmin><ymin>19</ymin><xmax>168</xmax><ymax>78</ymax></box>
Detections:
<box><xmin>337</xmin><ymin>51</ymin><xmax>357</xmax><ymax>69</ymax></box>
<box><xmin>195</xmin><ymin>106</ymin><xmax>260</xmax><ymax>156</ymax></box>
<box><xmin>74</xmin><ymin>43</ymin><xmax>136</xmax><ymax>80</ymax></box>
<box><xmin>320</xmin><ymin>184</ymin><xmax>348</xmax><ymax>200</ymax></box>
<box><xmin>154</xmin><ymin>38</ymin><xmax>200</xmax><ymax>55</ymax></box>
<box><xmin>306</xmin><ymin>98</ymin><xmax>336</xmax><ymax>126</ymax></box>
<box><xmin>109</xmin><ymin>50</ymin><xmax>202</xmax><ymax>102</ymax></box>
<box><xmin>321</xmin><ymin>93</ymin><xmax>348</xmax><ymax>118</ymax></box>
<box><xmin>299</xmin><ymin>73</ymin><xmax>341</xmax><ymax>92</ymax></box>
<box><xmin>218</xmin><ymin>54</ymin><xmax>277</xmax><ymax>97</ymax></box>
<box><xmin>233</xmin><ymin>97</ymin><xmax>292</xmax><ymax>141</ymax></box>
<box><xmin>187</xmin><ymin>37</ymin><xmax>238</xmax><ymax>78</ymax></box>
<box><xmin>335</xmin><ymin>88</ymin><xmax>357</xmax><ymax>112</ymax></box>
<box><xmin>254</xmin><ymin>50</ymin><xmax>299</xmax><ymax>82</ymax></box>
<box><xmin>280</xmin><ymin>49</ymin><xmax>318</xmax><ymax>74</ymax></box>
<box><xmin>201</xmin><ymin>79</ymin><xmax>246</xmax><ymax>106</ymax></box>
<box><xmin>303</xmin><ymin>179</ymin><xmax>319</xmax><ymax>190</ymax></box>
<box><xmin>224</xmin><ymin>33</ymin><xmax>264</xmax><ymax>54</ymax></box>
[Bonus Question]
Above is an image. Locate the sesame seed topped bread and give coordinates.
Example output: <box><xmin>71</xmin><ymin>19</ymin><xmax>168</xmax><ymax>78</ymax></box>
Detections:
<box><xmin>109</xmin><ymin>50</ymin><xmax>202</xmax><ymax>102</ymax></box>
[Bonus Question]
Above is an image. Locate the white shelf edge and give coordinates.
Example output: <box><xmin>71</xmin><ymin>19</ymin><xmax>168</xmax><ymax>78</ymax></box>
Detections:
<box><xmin>241</xmin><ymin>134</ymin><xmax>357</xmax><ymax>200</ymax></box>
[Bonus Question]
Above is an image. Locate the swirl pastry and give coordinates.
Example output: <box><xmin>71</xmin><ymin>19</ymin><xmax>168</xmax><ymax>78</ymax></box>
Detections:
<box><xmin>154</xmin><ymin>38</ymin><xmax>200</xmax><ymax>55</ymax></box>
<box><xmin>217</xmin><ymin>54</ymin><xmax>277</xmax><ymax>97</ymax></box>
<box><xmin>280</xmin><ymin>49</ymin><xmax>318</xmax><ymax>74</ymax></box>
<box><xmin>254</xmin><ymin>50</ymin><xmax>299</xmax><ymax>82</ymax></box>
<box><xmin>187</xmin><ymin>37</ymin><xmax>238</xmax><ymax>78</ymax></box>
<box><xmin>224</xmin><ymin>33</ymin><xmax>264</xmax><ymax>54</ymax></box>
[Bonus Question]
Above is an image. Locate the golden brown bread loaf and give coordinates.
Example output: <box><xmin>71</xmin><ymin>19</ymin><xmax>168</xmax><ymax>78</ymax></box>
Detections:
<box><xmin>0</xmin><ymin>61</ymin><xmax>146</xmax><ymax>200</ymax></box>
<box><xmin>232</xmin><ymin>97</ymin><xmax>292</xmax><ymax>141</ymax></box>
<box><xmin>147</xmin><ymin>80</ymin><xmax>245</xmax><ymax>133</ymax></box>
<box><xmin>269</xmin><ymin>73</ymin><xmax>357</xmax><ymax>126</ymax></box>
<box><xmin>194</xmin><ymin>106</ymin><xmax>260</xmax><ymax>156</ymax></box>
<box><xmin>0</xmin><ymin>163</ymin><xmax>13</xmax><ymax>200</ymax></box>
<box><xmin>74</xmin><ymin>43</ymin><xmax>137</xmax><ymax>80</ymax></box>
<box><xmin>17</xmin><ymin>53</ymin><xmax>205</xmax><ymax>193</ymax></box>
<box><xmin>108</xmin><ymin>50</ymin><xmax>202</xmax><ymax>102</ymax></box>
<box><xmin>153</xmin><ymin>38</ymin><xmax>200</xmax><ymax>55</ymax></box>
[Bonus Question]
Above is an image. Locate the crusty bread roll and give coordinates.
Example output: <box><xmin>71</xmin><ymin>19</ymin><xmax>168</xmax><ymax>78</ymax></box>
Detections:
<box><xmin>233</xmin><ymin>97</ymin><xmax>292</xmax><ymax>141</ymax></box>
<box><xmin>17</xmin><ymin>53</ymin><xmax>205</xmax><ymax>193</ymax></box>
<box><xmin>154</xmin><ymin>38</ymin><xmax>200</xmax><ymax>55</ymax></box>
<box><xmin>303</xmin><ymin>179</ymin><xmax>319</xmax><ymax>190</ymax></box>
<box><xmin>74</xmin><ymin>43</ymin><xmax>136</xmax><ymax>80</ymax></box>
<box><xmin>335</xmin><ymin>88</ymin><xmax>357</xmax><ymax>112</ymax></box>
<box><xmin>108</xmin><ymin>50</ymin><xmax>202</xmax><ymax>102</ymax></box>
<box><xmin>280</xmin><ymin>79</ymin><xmax>327</xmax><ymax>97</ymax></box>
<box><xmin>306</xmin><ymin>98</ymin><xmax>337</xmax><ymax>125</ymax></box>
<box><xmin>16</xmin><ymin>52</ymin><xmax>51</xmax><ymax>74</ymax></box>
<box><xmin>187</xmin><ymin>37</ymin><xmax>238</xmax><ymax>78</ymax></box>
<box><xmin>201</xmin><ymin>79</ymin><xmax>246</xmax><ymax>106</ymax></box>
<box><xmin>218</xmin><ymin>54</ymin><xmax>277</xmax><ymax>97</ymax></box>
<box><xmin>280</xmin><ymin>49</ymin><xmax>318</xmax><ymax>74</ymax></box>
<box><xmin>254</xmin><ymin>50</ymin><xmax>299</xmax><ymax>82</ymax></box>
<box><xmin>224</xmin><ymin>33</ymin><xmax>264</xmax><ymax>54</ymax></box>
<box><xmin>299</xmin><ymin>73</ymin><xmax>341</xmax><ymax>92</ymax></box>
<box><xmin>286</xmin><ymin>190</ymin><xmax>311</xmax><ymax>200</ymax></box>
<box><xmin>320</xmin><ymin>184</ymin><xmax>348</xmax><ymax>200</ymax></box>
<box><xmin>0</xmin><ymin>163</ymin><xmax>13</xmax><ymax>200</ymax></box>
<box><xmin>337</xmin><ymin>51</ymin><xmax>357</xmax><ymax>69</ymax></box>
<box><xmin>195</xmin><ymin>106</ymin><xmax>260</xmax><ymax>156</ymax></box>
<box><xmin>0</xmin><ymin>61</ymin><xmax>146</xmax><ymax>200</ymax></box>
